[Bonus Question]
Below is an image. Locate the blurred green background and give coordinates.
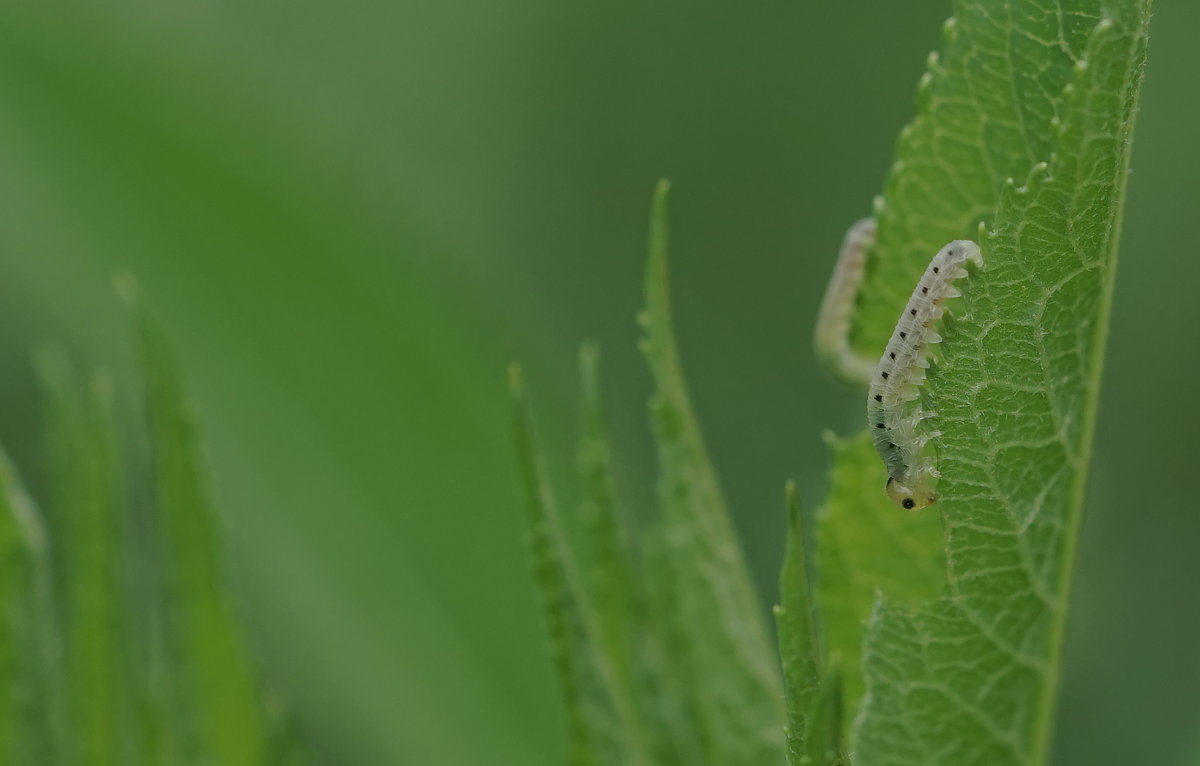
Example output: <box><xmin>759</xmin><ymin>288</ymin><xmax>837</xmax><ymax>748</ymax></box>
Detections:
<box><xmin>0</xmin><ymin>2</ymin><xmax>1195</xmax><ymax>764</ymax></box>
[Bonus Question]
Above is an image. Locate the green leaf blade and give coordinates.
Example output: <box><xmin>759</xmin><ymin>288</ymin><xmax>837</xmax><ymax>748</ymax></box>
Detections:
<box><xmin>0</xmin><ymin>464</ymin><xmax>44</xmax><ymax>763</ymax></box>
<box><xmin>510</xmin><ymin>365</ymin><xmax>650</xmax><ymax>766</ymax></box>
<box><xmin>846</xmin><ymin>5</ymin><xmax>1152</xmax><ymax>766</ymax></box>
<box><xmin>123</xmin><ymin>280</ymin><xmax>270</xmax><ymax>765</ymax></box>
<box><xmin>37</xmin><ymin>350</ymin><xmax>122</xmax><ymax>766</ymax></box>
<box><xmin>814</xmin><ymin>433</ymin><xmax>944</xmax><ymax>720</ymax></box>
<box><xmin>574</xmin><ymin>343</ymin><xmax>637</xmax><ymax>688</ymax></box>
<box><xmin>854</xmin><ymin>0</ymin><xmax>1103</xmax><ymax>356</ymax></box>
<box><xmin>777</xmin><ymin>481</ymin><xmax>848</xmax><ymax>766</ymax></box>
<box><xmin>639</xmin><ymin>179</ymin><xmax>786</xmax><ymax>763</ymax></box>
<box><xmin>776</xmin><ymin>482</ymin><xmax>820</xmax><ymax>763</ymax></box>
<box><xmin>0</xmin><ymin>448</ymin><xmax>67</xmax><ymax>765</ymax></box>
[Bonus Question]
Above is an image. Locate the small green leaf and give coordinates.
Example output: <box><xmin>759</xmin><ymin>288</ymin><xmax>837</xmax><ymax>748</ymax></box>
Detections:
<box><xmin>0</xmin><ymin>446</ymin><xmax>66</xmax><ymax>765</ymax></box>
<box><xmin>803</xmin><ymin>655</ymin><xmax>846</xmax><ymax>766</ymax></box>
<box><xmin>574</xmin><ymin>343</ymin><xmax>637</xmax><ymax>686</ymax></box>
<box><xmin>120</xmin><ymin>275</ymin><xmax>270</xmax><ymax>765</ymax></box>
<box><xmin>509</xmin><ymin>364</ymin><xmax>649</xmax><ymax>766</ymax></box>
<box><xmin>574</xmin><ymin>344</ymin><xmax>696</xmax><ymax>764</ymax></box>
<box><xmin>36</xmin><ymin>349</ymin><xmax>122</xmax><ymax>766</ymax></box>
<box><xmin>775</xmin><ymin>481</ymin><xmax>825</xmax><ymax>764</ymax></box>
<box><xmin>639</xmin><ymin>179</ymin><xmax>785</xmax><ymax>763</ymax></box>
<box><xmin>814</xmin><ymin>432</ymin><xmax>944</xmax><ymax>714</ymax></box>
<box><xmin>631</xmin><ymin>524</ymin><xmax>711</xmax><ymax>766</ymax></box>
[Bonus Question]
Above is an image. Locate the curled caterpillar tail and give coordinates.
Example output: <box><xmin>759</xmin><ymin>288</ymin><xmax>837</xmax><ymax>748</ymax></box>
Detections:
<box><xmin>814</xmin><ymin>218</ymin><xmax>878</xmax><ymax>386</ymax></box>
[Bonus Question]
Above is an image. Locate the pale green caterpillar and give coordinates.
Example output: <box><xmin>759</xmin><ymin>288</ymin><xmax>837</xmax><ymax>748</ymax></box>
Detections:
<box><xmin>814</xmin><ymin>218</ymin><xmax>878</xmax><ymax>386</ymax></box>
<box><xmin>816</xmin><ymin>220</ymin><xmax>982</xmax><ymax>510</ymax></box>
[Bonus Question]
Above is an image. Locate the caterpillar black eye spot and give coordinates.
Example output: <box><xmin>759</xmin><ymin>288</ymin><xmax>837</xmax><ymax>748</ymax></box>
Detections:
<box><xmin>902</xmin><ymin>498</ymin><xmax>915</xmax><ymax>510</ymax></box>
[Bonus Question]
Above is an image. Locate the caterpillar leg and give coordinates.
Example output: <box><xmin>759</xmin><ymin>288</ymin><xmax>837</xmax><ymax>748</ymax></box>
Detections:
<box><xmin>814</xmin><ymin>218</ymin><xmax>878</xmax><ymax>387</ymax></box>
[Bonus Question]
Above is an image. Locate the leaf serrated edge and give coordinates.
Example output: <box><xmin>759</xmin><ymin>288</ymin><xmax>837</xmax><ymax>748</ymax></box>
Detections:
<box><xmin>639</xmin><ymin>178</ymin><xmax>787</xmax><ymax>761</ymax></box>
<box><xmin>1026</xmin><ymin>9</ymin><xmax>1152</xmax><ymax>766</ymax></box>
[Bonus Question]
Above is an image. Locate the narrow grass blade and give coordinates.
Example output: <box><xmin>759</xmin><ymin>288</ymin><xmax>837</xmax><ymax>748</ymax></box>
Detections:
<box><xmin>119</xmin><ymin>276</ymin><xmax>269</xmax><ymax>765</ymax></box>
<box><xmin>638</xmin><ymin>179</ymin><xmax>785</xmax><ymax>762</ymax></box>
<box><xmin>36</xmin><ymin>350</ymin><xmax>122</xmax><ymax>766</ymax></box>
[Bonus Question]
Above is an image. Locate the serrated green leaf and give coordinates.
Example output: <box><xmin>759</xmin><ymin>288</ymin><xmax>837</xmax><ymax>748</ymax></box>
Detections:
<box><xmin>509</xmin><ymin>364</ymin><xmax>650</xmax><ymax>766</ymax></box>
<box><xmin>574</xmin><ymin>343</ymin><xmax>637</xmax><ymax>687</ymax></box>
<box><xmin>852</xmin><ymin>1</ymin><xmax>1115</xmax><ymax>352</ymax></box>
<box><xmin>639</xmin><ymin>179</ymin><xmax>785</xmax><ymax>763</ymax></box>
<box><xmin>777</xmin><ymin>482</ymin><xmax>825</xmax><ymax>763</ymax></box>
<box><xmin>574</xmin><ymin>344</ymin><xmax>699</xmax><ymax>765</ymax></box>
<box><xmin>803</xmin><ymin>655</ymin><xmax>846</xmax><ymax>766</ymax></box>
<box><xmin>814</xmin><ymin>2</ymin><xmax>1151</xmax><ymax>765</ymax></box>
<box><xmin>630</xmin><ymin>523</ymin><xmax>711</xmax><ymax>766</ymax></box>
<box><xmin>814</xmin><ymin>432</ymin><xmax>944</xmax><ymax>715</ymax></box>
<box><xmin>36</xmin><ymin>349</ymin><xmax>122</xmax><ymax>766</ymax></box>
<box><xmin>121</xmin><ymin>277</ymin><xmax>270</xmax><ymax>765</ymax></box>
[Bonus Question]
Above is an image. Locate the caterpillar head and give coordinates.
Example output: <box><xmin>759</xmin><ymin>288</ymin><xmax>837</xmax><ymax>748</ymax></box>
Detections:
<box><xmin>886</xmin><ymin>476</ymin><xmax>937</xmax><ymax>510</ymax></box>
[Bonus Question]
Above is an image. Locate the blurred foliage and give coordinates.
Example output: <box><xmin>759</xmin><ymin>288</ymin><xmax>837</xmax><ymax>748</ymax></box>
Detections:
<box><xmin>0</xmin><ymin>1</ymin><xmax>1195</xmax><ymax>765</ymax></box>
<box><xmin>512</xmin><ymin>183</ymin><xmax>785</xmax><ymax>765</ymax></box>
<box><xmin>2</xmin><ymin>295</ymin><xmax>286</xmax><ymax>765</ymax></box>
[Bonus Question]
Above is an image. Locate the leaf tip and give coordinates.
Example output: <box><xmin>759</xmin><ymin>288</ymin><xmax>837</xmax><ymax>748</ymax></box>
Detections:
<box><xmin>785</xmin><ymin>479</ymin><xmax>800</xmax><ymax>526</ymax></box>
<box><xmin>578</xmin><ymin>340</ymin><xmax>600</xmax><ymax>369</ymax></box>
<box><xmin>820</xmin><ymin>428</ymin><xmax>844</xmax><ymax>449</ymax></box>
<box><xmin>578</xmin><ymin>342</ymin><xmax>604</xmax><ymax>411</ymax></box>
<box><xmin>111</xmin><ymin>268</ymin><xmax>143</xmax><ymax>310</ymax></box>
<box><xmin>507</xmin><ymin>362</ymin><xmax>525</xmax><ymax>399</ymax></box>
<box><xmin>941</xmin><ymin>15</ymin><xmax>958</xmax><ymax>41</ymax></box>
<box><xmin>871</xmin><ymin>194</ymin><xmax>886</xmax><ymax>217</ymax></box>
